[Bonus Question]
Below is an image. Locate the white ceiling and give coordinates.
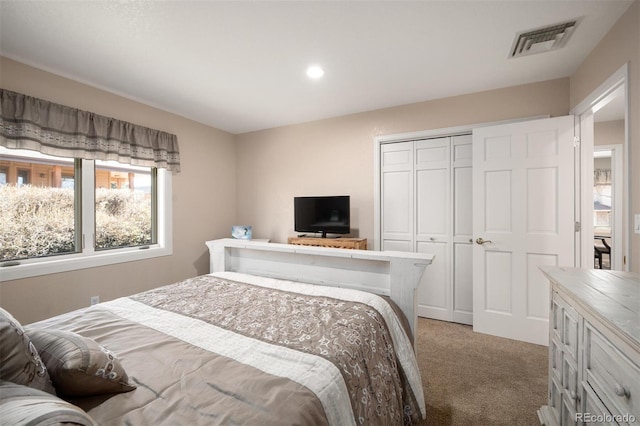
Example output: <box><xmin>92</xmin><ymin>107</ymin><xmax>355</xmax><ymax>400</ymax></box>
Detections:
<box><xmin>0</xmin><ymin>1</ymin><xmax>633</xmax><ymax>134</ymax></box>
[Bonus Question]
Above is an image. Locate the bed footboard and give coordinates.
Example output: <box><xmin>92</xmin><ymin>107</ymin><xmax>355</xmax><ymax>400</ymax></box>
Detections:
<box><xmin>206</xmin><ymin>239</ymin><xmax>433</xmax><ymax>344</ymax></box>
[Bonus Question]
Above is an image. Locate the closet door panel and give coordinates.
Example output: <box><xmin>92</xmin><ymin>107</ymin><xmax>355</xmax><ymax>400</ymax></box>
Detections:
<box><xmin>416</xmin><ymin>144</ymin><xmax>448</xmax><ymax>165</ymax></box>
<box><xmin>416</xmin><ymin>168</ymin><xmax>449</xmax><ymax>237</ymax></box>
<box><xmin>416</xmin><ymin>241</ymin><xmax>450</xmax><ymax>321</ymax></box>
<box><xmin>453</xmin><ymin>241</ymin><xmax>473</xmax><ymax>324</ymax></box>
<box><xmin>453</xmin><ymin>135</ymin><xmax>472</xmax><ymax>164</ymax></box>
<box><xmin>414</xmin><ymin>138</ymin><xmax>450</xmax><ymax>320</ymax></box>
<box><xmin>383</xmin><ymin>170</ymin><xmax>413</xmax><ymax>236</ymax></box>
<box><xmin>381</xmin><ymin>142</ymin><xmax>413</xmax><ymax>246</ymax></box>
<box><xmin>416</xmin><ymin>138</ymin><xmax>450</xmax><ymax>169</ymax></box>
<box><xmin>452</xmin><ymin>135</ymin><xmax>473</xmax><ymax>325</ymax></box>
<box><xmin>416</xmin><ymin>138</ymin><xmax>450</xmax><ymax>240</ymax></box>
<box><xmin>383</xmin><ymin>240</ymin><xmax>412</xmax><ymax>252</ymax></box>
<box><xmin>453</xmin><ymin>166</ymin><xmax>473</xmax><ymax>237</ymax></box>
<box><xmin>453</xmin><ymin>135</ymin><xmax>473</xmax><ymax>240</ymax></box>
<box><xmin>382</xmin><ymin>144</ymin><xmax>412</xmax><ymax>167</ymax></box>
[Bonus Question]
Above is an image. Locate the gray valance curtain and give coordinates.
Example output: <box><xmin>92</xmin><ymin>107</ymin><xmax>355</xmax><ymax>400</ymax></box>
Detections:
<box><xmin>0</xmin><ymin>89</ymin><xmax>180</xmax><ymax>172</ymax></box>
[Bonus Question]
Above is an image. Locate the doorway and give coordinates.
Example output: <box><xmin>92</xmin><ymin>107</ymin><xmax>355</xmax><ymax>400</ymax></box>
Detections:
<box><xmin>592</xmin><ymin>144</ymin><xmax>623</xmax><ymax>270</ymax></box>
<box><xmin>572</xmin><ymin>64</ymin><xmax>629</xmax><ymax>271</ymax></box>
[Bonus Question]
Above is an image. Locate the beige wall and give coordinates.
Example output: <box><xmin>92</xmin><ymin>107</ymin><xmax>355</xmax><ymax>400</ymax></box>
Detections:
<box><xmin>0</xmin><ymin>58</ymin><xmax>238</xmax><ymax>323</ymax></box>
<box><xmin>236</xmin><ymin>78</ymin><xmax>570</xmax><ymax>244</ymax></box>
<box><xmin>595</xmin><ymin>120</ymin><xmax>625</xmax><ymax>147</ymax></box>
<box><xmin>570</xmin><ymin>1</ymin><xmax>639</xmax><ymax>271</ymax></box>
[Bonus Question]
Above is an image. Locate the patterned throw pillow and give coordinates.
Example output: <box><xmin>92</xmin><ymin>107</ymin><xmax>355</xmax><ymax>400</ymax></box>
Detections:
<box><xmin>26</xmin><ymin>328</ymin><xmax>137</xmax><ymax>397</ymax></box>
<box><xmin>0</xmin><ymin>380</ymin><xmax>97</xmax><ymax>425</ymax></box>
<box><xmin>0</xmin><ymin>307</ymin><xmax>55</xmax><ymax>394</ymax></box>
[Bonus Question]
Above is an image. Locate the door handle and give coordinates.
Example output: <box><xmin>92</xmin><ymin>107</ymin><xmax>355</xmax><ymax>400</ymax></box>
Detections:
<box><xmin>475</xmin><ymin>237</ymin><xmax>492</xmax><ymax>245</ymax></box>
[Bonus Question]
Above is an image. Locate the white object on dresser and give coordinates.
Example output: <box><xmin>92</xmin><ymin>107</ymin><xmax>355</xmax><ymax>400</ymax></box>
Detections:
<box><xmin>205</xmin><ymin>238</ymin><xmax>434</xmax><ymax>345</ymax></box>
<box><xmin>537</xmin><ymin>266</ymin><xmax>640</xmax><ymax>426</ymax></box>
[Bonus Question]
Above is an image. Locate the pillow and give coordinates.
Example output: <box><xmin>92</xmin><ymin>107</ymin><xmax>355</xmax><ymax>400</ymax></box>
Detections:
<box><xmin>0</xmin><ymin>307</ymin><xmax>55</xmax><ymax>394</ymax></box>
<box><xmin>0</xmin><ymin>380</ymin><xmax>97</xmax><ymax>425</ymax></box>
<box><xmin>26</xmin><ymin>328</ymin><xmax>136</xmax><ymax>397</ymax></box>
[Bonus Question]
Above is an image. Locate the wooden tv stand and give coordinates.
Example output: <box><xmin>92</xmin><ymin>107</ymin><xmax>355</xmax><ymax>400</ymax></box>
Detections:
<box><xmin>287</xmin><ymin>236</ymin><xmax>367</xmax><ymax>250</ymax></box>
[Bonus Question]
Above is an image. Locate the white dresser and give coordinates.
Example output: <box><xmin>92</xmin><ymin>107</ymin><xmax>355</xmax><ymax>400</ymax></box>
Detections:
<box><xmin>537</xmin><ymin>267</ymin><xmax>639</xmax><ymax>425</ymax></box>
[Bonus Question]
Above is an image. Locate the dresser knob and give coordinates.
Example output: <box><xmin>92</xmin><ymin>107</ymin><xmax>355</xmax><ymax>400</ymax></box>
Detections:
<box><xmin>614</xmin><ymin>383</ymin><xmax>630</xmax><ymax>398</ymax></box>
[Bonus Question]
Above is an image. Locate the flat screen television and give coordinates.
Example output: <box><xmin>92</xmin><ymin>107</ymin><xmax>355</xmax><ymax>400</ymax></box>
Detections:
<box><xmin>294</xmin><ymin>195</ymin><xmax>350</xmax><ymax>238</ymax></box>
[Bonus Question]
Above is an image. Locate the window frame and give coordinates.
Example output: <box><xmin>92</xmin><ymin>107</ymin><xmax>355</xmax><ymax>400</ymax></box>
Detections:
<box><xmin>0</xmin><ymin>159</ymin><xmax>172</xmax><ymax>281</ymax></box>
<box><xmin>93</xmin><ymin>160</ymin><xmax>157</xmax><ymax>252</ymax></box>
<box><xmin>16</xmin><ymin>168</ymin><xmax>30</xmax><ymax>185</ymax></box>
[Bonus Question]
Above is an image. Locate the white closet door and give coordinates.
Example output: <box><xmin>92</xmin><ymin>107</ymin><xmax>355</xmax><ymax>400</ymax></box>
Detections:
<box><xmin>381</xmin><ymin>142</ymin><xmax>414</xmax><ymax>252</ymax></box>
<box><xmin>415</xmin><ymin>138</ymin><xmax>451</xmax><ymax>321</ymax></box>
<box><xmin>452</xmin><ymin>135</ymin><xmax>473</xmax><ymax>325</ymax></box>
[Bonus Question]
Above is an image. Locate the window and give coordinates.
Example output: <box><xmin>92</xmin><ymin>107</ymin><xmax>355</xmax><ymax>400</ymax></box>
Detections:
<box><xmin>0</xmin><ymin>149</ymin><xmax>78</xmax><ymax>262</ymax></box>
<box><xmin>17</xmin><ymin>169</ymin><xmax>30</xmax><ymax>186</ymax></box>
<box><xmin>1</xmin><ymin>90</ymin><xmax>178</xmax><ymax>280</ymax></box>
<box><xmin>95</xmin><ymin>160</ymin><xmax>156</xmax><ymax>251</ymax></box>
<box><xmin>0</xmin><ymin>147</ymin><xmax>172</xmax><ymax>280</ymax></box>
<box><xmin>61</xmin><ymin>175</ymin><xmax>75</xmax><ymax>189</ymax></box>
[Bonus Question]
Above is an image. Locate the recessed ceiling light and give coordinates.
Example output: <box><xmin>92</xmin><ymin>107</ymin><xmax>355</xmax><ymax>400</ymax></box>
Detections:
<box><xmin>306</xmin><ymin>65</ymin><xmax>324</xmax><ymax>79</ymax></box>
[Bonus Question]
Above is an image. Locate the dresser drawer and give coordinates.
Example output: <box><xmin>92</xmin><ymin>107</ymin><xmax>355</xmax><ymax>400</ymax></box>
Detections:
<box><xmin>551</xmin><ymin>294</ymin><xmax>563</xmax><ymax>342</ymax></box>
<box><xmin>563</xmin><ymin>355</ymin><xmax>578</xmax><ymax>403</ymax></box>
<box><xmin>551</xmin><ymin>336</ymin><xmax>563</xmax><ymax>384</ymax></box>
<box><xmin>562</xmin><ymin>303</ymin><xmax>579</xmax><ymax>362</ymax></box>
<box><xmin>580</xmin><ymin>382</ymin><xmax>614</xmax><ymax>425</ymax></box>
<box><xmin>561</xmin><ymin>394</ymin><xmax>577</xmax><ymax>426</ymax></box>
<box><xmin>584</xmin><ymin>322</ymin><xmax>640</xmax><ymax>421</ymax></box>
<box><xmin>549</xmin><ymin>375</ymin><xmax>563</xmax><ymax>424</ymax></box>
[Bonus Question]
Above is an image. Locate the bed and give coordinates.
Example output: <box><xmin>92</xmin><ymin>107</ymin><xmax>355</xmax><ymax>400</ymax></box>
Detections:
<box><xmin>0</xmin><ymin>239</ymin><xmax>433</xmax><ymax>425</ymax></box>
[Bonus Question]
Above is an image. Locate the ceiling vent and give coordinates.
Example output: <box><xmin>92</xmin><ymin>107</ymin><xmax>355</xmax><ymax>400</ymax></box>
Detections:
<box><xmin>509</xmin><ymin>19</ymin><xmax>578</xmax><ymax>58</ymax></box>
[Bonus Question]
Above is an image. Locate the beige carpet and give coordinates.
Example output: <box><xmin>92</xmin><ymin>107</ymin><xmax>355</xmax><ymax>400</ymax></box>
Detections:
<box><xmin>414</xmin><ymin>318</ymin><xmax>548</xmax><ymax>426</ymax></box>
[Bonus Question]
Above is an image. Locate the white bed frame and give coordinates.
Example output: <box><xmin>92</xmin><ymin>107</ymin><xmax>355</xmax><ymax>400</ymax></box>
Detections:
<box><xmin>206</xmin><ymin>239</ymin><xmax>433</xmax><ymax>343</ymax></box>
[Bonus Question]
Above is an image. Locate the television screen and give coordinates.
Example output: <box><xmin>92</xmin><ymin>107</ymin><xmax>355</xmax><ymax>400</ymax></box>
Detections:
<box><xmin>294</xmin><ymin>196</ymin><xmax>350</xmax><ymax>238</ymax></box>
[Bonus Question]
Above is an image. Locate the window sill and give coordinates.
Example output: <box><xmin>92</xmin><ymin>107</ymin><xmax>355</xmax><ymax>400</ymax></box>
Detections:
<box><xmin>0</xmin><ymin>245</ymin><xmax>172</xmax><ymax>282</ymax></box>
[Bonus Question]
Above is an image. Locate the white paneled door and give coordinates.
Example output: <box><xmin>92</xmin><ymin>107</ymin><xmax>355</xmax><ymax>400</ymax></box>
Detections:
<box><xmin>472</xmin><ymin>116</ymin><xmax>575</xmax><ymax>345</ymax></box>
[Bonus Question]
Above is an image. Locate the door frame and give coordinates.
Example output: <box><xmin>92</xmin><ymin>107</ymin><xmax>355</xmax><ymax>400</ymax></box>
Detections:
<box><xmin>570</xmin><ymin>63</ymin><xmax>630</xmax><ymax>271</ymax></box>
<box><xmin>373</xmin><ymin>116</ymin><xmax>547</xmax><ymax>251</ymax></box>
